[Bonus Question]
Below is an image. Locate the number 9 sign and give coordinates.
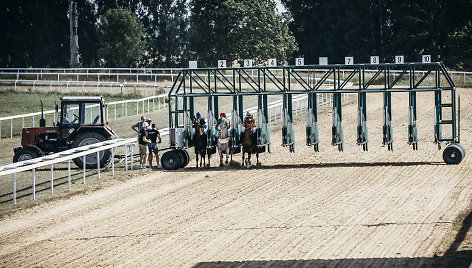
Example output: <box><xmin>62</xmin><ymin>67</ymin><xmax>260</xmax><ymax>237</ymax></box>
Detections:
<box><xmin>395</xmin><ymin>56</ymin><xmax>404</xmax><ymax>64</ymax></box>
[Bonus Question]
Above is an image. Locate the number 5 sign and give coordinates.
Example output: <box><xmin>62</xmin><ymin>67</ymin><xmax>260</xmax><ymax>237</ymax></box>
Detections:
<box><xmin>295</xmin><ymin>58</ymin><xmax>304</xmax><ymax>66</ymax></box>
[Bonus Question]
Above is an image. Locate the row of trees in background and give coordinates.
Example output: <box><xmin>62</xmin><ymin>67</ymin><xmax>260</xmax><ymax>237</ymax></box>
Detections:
<box><xmin>283</xmin><ymin>0</ymin><xmax>472</xmax><ymax>70</ymax></box>
<box><xmin>0</xmin><ymin>0</ymin><xmax>471</xmax><ymax>70</ymax></box>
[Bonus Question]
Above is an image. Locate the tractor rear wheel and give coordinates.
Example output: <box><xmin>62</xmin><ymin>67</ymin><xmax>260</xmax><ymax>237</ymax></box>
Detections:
<box><xmin>71</xmin><ymin>132</ymin><xmax>111</xmax><ymax>169</ymax></box>
<box><xmin>13</xmin><ymin>147</ymin><xmax>39</xmax><ymax>163</ymax></box>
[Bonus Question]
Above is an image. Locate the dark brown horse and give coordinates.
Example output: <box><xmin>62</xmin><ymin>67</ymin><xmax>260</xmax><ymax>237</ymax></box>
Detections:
<box><xmin>242</xmin><ymin>127</ymin><xmax>259</xmax><ymax>168</ymax></box>
<box><xmin>194</xmin><ymin>120</ymin><xmax>209</xmax><ymax>168</ymax></box>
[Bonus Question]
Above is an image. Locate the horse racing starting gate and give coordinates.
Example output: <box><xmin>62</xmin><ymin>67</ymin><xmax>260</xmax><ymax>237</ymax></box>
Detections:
<box><xmin>160</xmin><ymin>62</ymin><xmax>465</xmax><ymax>170</ymax></box>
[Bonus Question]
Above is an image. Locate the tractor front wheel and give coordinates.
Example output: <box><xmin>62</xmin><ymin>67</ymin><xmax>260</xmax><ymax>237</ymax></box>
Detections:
<box><xmin>13</xmin><ymin>147</ymin><xmax>39</xmax><ymax>163</ymax></box>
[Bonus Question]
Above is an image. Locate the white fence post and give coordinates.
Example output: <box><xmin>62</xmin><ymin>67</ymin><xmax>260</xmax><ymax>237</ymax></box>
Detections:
<box><xmin>83</xmin><ymin>155</ymin><xmax>86</xmax><ymax>184</ymax></box>
<box><xmin>13</xmin><ymin>173</ymin><xmax>16</xmax><ymax>204</ymax></box>
<box><xmin>32</xmin><ymin>168</ymin><xmax>36</xmax><ymax>200</ymax></box>
<box><xmin>97</xmin><ymin>152</ymin><xmax>100</xmax><ymax>180</ymax></box>
<box><xmin>68</xmin><ymin>160</ymin><xmax>71</xmax><ymax>189</ymax></box>
<box><xmin>50</xmin><ymin>164</ymin><xmax>54</xmax><ymax>194</ymax></box>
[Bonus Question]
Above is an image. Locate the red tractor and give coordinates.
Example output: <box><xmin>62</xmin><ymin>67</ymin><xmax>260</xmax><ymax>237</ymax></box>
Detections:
<box><xmin>13</xmin><ymin>96</ymin><xmax>117</xmax><ymax>168</ymax></box>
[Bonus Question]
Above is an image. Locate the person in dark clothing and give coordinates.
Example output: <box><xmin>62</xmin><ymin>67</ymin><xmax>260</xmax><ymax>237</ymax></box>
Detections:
<box><xmin>138</xmin><ymin>122</ymin><xmax>151</xmax><ymax>169</ymax></box>
<box><xmin>147</xmin><ymin>123</ymin><xmax>162</xmax><ymax>168</ymax></box>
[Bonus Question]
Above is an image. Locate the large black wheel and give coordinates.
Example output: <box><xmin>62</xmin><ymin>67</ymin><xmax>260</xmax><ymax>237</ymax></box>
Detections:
<box><xmin>161</xmin><ymin>150</ymin><xmax>183</xmax><ymax>170</ymax></box>
<box><xmin>176</xmin><ymin>150</ymin><xmax>190</xmax><ymax>168</ymax></box>
<box><xmin>174</xmin><ymin>150</ymin><xmax>188</xmax><ymax>168</ymax></box>
<box><xmin>71</xmin><ymin>132</ymin><xmax>111</xmax><ymax>169</ymax></box>
<box><xmin>455</xmin><ymin>143</ymin><xmax>466</xmax><ymax>158</ymax></box>
<box><xmin>13</xmin><ymin>147</ymin><xmax>39</xmax><ymax>163</ymax></box>
<box><xmin>443</xmin><ymin>144</ymin><xmax>464</xmax><ymax>164</ymax></box>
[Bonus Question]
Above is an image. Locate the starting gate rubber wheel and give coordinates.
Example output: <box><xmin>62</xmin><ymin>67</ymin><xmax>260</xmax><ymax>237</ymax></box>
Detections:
<box><xmin>161</xmin><ymin>150</ymin><xmax>183</xmax><ymax>170</ymax></box>
<box><xmin>443</xmin><ymin>144</ymin><xmax>464</xmax><ymax>164</ymax></box>
<box><xmin>455</xmin><ymin>143</ymin><xmax>466</xmax><ymax>158</ymax></box>
<box><xmin>13</xmin><ymin>147</ymin><xmax>40</xmax><ymax>163</ymax></box>
<box><xmin>176</xmin><ymin>150</ymin><xmax>190</xmax><ymax>168</ymax></box>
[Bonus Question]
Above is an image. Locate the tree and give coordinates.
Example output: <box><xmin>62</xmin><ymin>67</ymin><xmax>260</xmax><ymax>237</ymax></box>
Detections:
<box><xmin>96</xmin><ymin>8</ymin><xmax>146</xmax><ymax>67</ymax></box>
<box><xmin>282</xmin><ymin>0</ymin><xmax>396</xmax><ymax>64</ymax></box>
<box><xmin>144</xmin><ymin>0</ymin><xmax>190</xmax><ymax>67</ymax></box>
<box><xmin>189</xmin><ymin>0</ymin><xmax>298</xmax><ymax>67</ymax></box>
<box><xmin>0</xmin><ymin>0</ymin><xmax>69</xmax><ymax>67</ymax></box>
<box><xmin>446</xmin><ymin>21</ymin><xmax>472</xmax><ymax>70</ymax></box>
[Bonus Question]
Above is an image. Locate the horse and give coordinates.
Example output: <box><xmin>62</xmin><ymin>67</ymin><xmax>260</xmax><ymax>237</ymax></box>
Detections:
<box><xmin>242</xmin><ymin>126</ymin><xmax>259</xmax><ymax>168</ymax></box>
<box><xmin>217</xmin><ymin>118</ymin><xmax>231</xmax><ymax>167</ymax></box>
<box><xmin>193</xmin><ymin>120</ymin><xmax>208</xmax><ymax>168</ymax></box>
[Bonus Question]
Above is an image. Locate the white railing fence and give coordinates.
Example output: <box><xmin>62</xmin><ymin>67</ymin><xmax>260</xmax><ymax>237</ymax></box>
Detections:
<box><xmin>1</xmin><ymin>67</ymin><xmax>471</xmax><ymax>87</ymax></box>
<box><xmin>0</xmin><ymin>138</ymin><xmax>136</xmax><ymax>204</ymax></box>
<box><xmin>0</xmin><ymin>79</ymin><xmax>170</xmax><ymax>93</ymax></box>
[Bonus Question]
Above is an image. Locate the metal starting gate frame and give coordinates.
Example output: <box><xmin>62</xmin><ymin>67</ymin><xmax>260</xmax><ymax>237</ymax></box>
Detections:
<box><xmin>161</xmin><ymin>62</ymin><xmax>465</xmax><ymax>170</ymax></box>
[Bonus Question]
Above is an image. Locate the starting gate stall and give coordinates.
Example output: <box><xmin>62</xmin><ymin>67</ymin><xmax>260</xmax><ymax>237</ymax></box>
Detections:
<box><xmin>162</xmin><ymin>62</ymin><xmax>465</xmax><ymax>170</ymax></box>
<box><xmin>306</xmin><ymin>92</ymin><xmax>320</xmax><ymax>152</ymax></box>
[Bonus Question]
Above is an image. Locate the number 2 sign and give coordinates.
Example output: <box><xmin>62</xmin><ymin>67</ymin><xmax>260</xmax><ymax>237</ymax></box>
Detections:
<box><xmin>218</xmin><ymin>60</ymin><xmax>226</xmax><ymax>68</ymax></box>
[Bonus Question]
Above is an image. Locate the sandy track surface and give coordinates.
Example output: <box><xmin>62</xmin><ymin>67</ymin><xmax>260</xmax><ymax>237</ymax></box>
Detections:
<box><xmin>0</xmin><ymin>89</ymin><xmax>471</xmax><ymax>267</ymax></box>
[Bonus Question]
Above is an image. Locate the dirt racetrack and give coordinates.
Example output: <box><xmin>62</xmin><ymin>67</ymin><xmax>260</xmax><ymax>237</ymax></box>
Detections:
<box><xmin>1</xmin><ymin>89</ymin><xmax>471</xmax><ymax>267</ymax></box>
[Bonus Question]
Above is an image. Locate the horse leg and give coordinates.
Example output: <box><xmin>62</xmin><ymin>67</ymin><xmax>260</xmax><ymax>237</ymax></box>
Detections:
<box><xmin>219</xmin><ymin>148</ymin><xmax>223</xmax><ymax>167</ymax></box>
<box><xmin>247</xmin><ymin>152</ymin><xmax>251</xmax><ymax>168</ymax></box>
<box><xmin>196</xmin><ymin>152</ymin><xmax>199</xmax><ymax>168</ymax></box>
<box><xmin>225</xmin><ymin>147</ymin><xmax>229</xmax><ymax>164</ymax></box>
<box><xmin>256</xmin><ymin>150</ymin><xmax>260</xmax><ymax>166</ymax></box>
<box><xmin>242</xmin><ymin>148</ymin><xmax>245</xmax><ymax>166</ymax></box>
<box><xmin>207</xmin><ymin>148</ymin><xmax>211</xmax><ymax>168</ymax></box>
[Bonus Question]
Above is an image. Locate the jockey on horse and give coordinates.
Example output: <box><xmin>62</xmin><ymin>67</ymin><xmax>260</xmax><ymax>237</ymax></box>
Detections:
<box><xmin>242</xmin><ymin>112</ymin><xmax>256</xmax><ymax>134</ymax></box>
<box><xmin>194</xmin><ymin>112</ymin><xmax>207</xmax><ymax>135</ymax></box>
<box><xmin>216</xmin><ymin>113</ymin><xmax>231</xmax><ymax>166</ymax></box>
<box><xmin>241</xmin><ymin>112</ymin><xmax>259</xmax><ymax>168</ymax></box>
<box><xmin>216</xmin><ymin>113</ymin><xmax>231</xmax><ymax>138</ymax></box>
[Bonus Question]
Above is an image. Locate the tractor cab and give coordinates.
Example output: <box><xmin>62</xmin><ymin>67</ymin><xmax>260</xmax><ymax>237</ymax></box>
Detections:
<box><xmin>59</xmin><ymin>97</ymin><xmax>110</xmax><ymax>140</ymax></box>
<box><xmin>13</xmin><ymin>96</ymin><xmax>115</xmax><ymax>169</ymax></box>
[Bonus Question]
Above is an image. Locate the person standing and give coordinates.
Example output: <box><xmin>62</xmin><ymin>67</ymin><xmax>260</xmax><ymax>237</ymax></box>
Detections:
<box><xmin>147</xmin><ymin>123</ymin><xmax>162</xmax><ymax>169</ymax></box>
<box><xmin>138</xmin><ymin>122</ymin><xmax>151</xmax><ymax>170</ymax></box>
<box><xmin>132</xmin><ymin>116</ymin><xmax>146</xmax><ymax>133</ymax></box>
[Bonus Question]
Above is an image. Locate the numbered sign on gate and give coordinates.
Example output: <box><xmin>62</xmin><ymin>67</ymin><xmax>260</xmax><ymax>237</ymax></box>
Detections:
<box><xmin>218</xmin><ymin>60</ymin><xmax>226</xmax><ymax>68</ymax></box>
<box><xmin>295</xmin><ymin>58</ymin><xmax>304</xmax><ymax>66</ymax></box>
<box><xmin>189</xmin><ymin>61</ymin><xmax>198</xmax><ymax>69</ymax></box>
<box><xmin>244</xmin><ymin>59</ymin><xmax>253</xmax><ymax>67</ymax></box>
<box><xmin>319</xmin><ymin>57</ymin><xmax>328</xmax><ymax>65</ymax></box>
<box><xmin>268</xmin><ymin>58</ymin><xmax>277</xmax><ymax>67</ymax></box>
<box><xmin>345</xmin><ymin>57</ymin><xmax>354</xmax><ymax>65</ymax></box>
<box><xmin>395</xmin><ymin>56</ymin><xmax>404</xmax><ymax>64</ymax></box>
<box><xmin>422</xmin><ymin>55</ymin><xmax>431</xmax><ymax>63</ymax></box>
<box><xmin>370</xmin><ymin>56</ymin><xmax>379</xmax><ymax>64</ymax></box>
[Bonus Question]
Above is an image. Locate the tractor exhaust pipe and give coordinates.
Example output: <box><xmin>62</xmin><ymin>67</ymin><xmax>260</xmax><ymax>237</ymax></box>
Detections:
<box><xmin>40</xmin><ymin>100</ymin><xmax>46</xmax><ymax>127</ymax></box>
